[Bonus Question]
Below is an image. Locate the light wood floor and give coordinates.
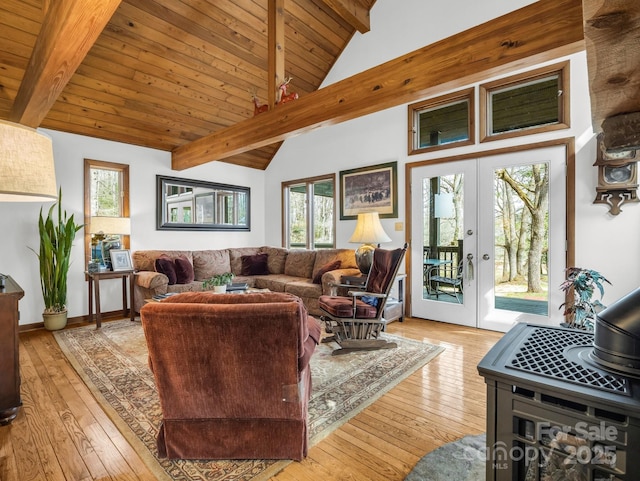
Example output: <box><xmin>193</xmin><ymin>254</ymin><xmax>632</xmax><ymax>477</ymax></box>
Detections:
<box><xmin>1</xmin><ymin>318</ymin><xmax>503</xmax><ymax>481</ymax></box>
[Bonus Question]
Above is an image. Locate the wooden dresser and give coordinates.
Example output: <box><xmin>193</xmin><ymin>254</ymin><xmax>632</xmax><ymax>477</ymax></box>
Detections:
<box><xmin>0</xmin><ymin>276</ymin><xmax>24</xmax><ymax>425</ymax></box>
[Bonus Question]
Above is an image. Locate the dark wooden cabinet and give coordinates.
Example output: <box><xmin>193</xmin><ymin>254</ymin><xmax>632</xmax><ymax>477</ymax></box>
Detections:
<box><xmin>0</xmin><ymin>276</ymin><xmax>24</xmax><ymax>425</ymax></box>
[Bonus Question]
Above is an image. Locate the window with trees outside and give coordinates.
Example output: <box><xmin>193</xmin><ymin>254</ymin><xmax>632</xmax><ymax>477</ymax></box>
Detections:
<box><xmin>408</xmin><ymin>88</ymin><xmax>474</xmax><ymax>155</ymax></box>
<box><xmin>282</xmin><ymin>175</ymin><xmax>335</xmax><ymax>250</ymax></box>
<box><xmin>84</xmin><ymin>159</ymin><xmax>130</xmax><ymax>268</ymax></box>
<box><xmin>480</xmin><ymin>61</ymin><xmax>569</xmax><ymax>142</ymax></box>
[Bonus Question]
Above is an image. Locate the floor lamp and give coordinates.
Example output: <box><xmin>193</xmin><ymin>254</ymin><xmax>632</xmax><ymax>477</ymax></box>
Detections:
<box><xmin>0</xmin><ymin>120</ymin><xmax>58</xmax><ymax>285</ymax></box>
<box><xmin>349</xmin><ymin>211</ymin><xmax>391</xmax><ymax>275</ymax></box>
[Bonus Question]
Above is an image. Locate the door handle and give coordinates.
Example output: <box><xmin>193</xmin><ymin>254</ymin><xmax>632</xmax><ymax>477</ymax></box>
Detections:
<box><xmin>483</xmin><ymin>254</ymin><xmax>490</xmax><ymax>260</ymax></box>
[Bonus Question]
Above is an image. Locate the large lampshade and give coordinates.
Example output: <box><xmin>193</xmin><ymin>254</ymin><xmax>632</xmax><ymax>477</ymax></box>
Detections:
<box><xmin>0</xmin><ymin>120</ymin><xmax>57</xmax><ymax>202</ymax></box>
<box><xmin>89</xmin><ymin>216</ymin><xmax>131</xmax><ymax>235</ymax></box>
<box><xmin>349</xmin><ymin>211</ymin><xmax>391</xmax><ymax>274</ymax></box>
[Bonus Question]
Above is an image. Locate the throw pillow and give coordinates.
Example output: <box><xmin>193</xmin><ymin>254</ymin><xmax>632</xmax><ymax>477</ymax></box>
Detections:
<box><xmin>362</xmin><ymin>295</ymin><xmax>380</xmax><ymax>308</ymax></box>
<box><xmin>174</xmin><ymin>255</ymin><xmax>195</xmax><ymax>284</ymax></box>
<box><xmin>155</xmin><ymin>255</ymin><xmax>177</xmax><ymax>285</ymax></box>
<box><xmin>312</xmin><ymin>260</ymin><xmax>341</xmax><ymax>284</ymax></box>
<box><xmin>240</xmin><ymin>253</ymin><xmax>269</xmax><ymax>276</ymax></box>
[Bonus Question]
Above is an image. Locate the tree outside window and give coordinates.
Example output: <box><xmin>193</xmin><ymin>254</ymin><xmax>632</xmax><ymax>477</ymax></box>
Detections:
<box><xmin>283</xmin><ymin>175</ymin><xmax>335</xmax><ymax>249</ymax></box>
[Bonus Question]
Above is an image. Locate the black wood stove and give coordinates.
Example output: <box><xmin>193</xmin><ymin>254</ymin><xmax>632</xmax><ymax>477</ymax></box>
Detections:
<box><xmin>478</xmin><ymin>289</ymin><xmax>640</xmax><ymax>481</ymax></box>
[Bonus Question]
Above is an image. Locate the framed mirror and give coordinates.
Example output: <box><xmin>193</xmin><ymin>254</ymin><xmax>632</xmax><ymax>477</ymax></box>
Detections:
<box><xmin>157</xmin><ymin>175</ymin><xmax>250</xmax><ymax>231</ymax></box>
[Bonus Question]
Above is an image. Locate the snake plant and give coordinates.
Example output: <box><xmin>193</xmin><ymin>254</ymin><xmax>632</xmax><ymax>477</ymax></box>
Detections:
<box><xmin>32</xmin><ymin>189</ymin><xmax>83</xmax><ymax>314</ymax></box>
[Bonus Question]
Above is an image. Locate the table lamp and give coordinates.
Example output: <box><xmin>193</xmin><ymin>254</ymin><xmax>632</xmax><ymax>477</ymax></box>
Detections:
<box><xmin>89</xmin><ymin>216</ymin><xmax>131</xmax><ymax>270</ymax></box>
<box><xmin>349</xmin><ymin>211</ymin><xmax>391</xmax><ymax>274</ymax></box>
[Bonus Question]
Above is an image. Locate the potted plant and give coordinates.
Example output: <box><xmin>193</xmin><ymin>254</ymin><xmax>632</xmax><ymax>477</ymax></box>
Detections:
<box><xmin>31</xmin><ymin>189</ymin><xmax>83</xmax><ymax>330</ymax></box>
<box><xmin>203</xmin><ymin>272</ymin><xmax>234</xmax><ymax>293</ymax></box>
<box><xmin>559</xmin><ymin>267</ymin><xmax>610</xmax><ymax>330</ymax></box>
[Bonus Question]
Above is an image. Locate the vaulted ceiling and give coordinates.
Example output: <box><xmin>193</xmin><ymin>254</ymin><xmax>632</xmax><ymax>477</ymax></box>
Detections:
<box><xmin>2</xmin><ymin>0</ymin><xmax>375</xmax><ymax>169</ymax></box>
<box><xmin>1</xmin><ymin>0</ymin><xmax>638</xmax><ymax>171</ymax></box>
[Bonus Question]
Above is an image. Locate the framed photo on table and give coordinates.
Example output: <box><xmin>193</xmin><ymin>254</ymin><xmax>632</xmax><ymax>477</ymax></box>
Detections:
<box><xmin>100</xmin><ymin>238</ymin><xmax>121</xmax><ymax>268</ymax></box>
<box><xmin>340</xmin><ymin>161</ymin><xmax>398</xmax><ymax>220</ymax></box>
<box><xmin>110</xmin><ymin>249</ymin><xmax>133</xmax><ymax>271</ymax></box>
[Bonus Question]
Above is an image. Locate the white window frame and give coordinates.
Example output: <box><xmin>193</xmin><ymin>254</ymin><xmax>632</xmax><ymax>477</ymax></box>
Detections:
<box><xmin>282</xmin><ymin>174</ymin><xmax>336</xmax><ymax>249</ymax></box>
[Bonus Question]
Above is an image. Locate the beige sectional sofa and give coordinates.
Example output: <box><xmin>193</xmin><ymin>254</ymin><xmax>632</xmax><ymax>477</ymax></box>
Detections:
<box><xmin>132</xmin><ymin>246</ymin><xmax>361</xmax><ymax>316</ymax></box>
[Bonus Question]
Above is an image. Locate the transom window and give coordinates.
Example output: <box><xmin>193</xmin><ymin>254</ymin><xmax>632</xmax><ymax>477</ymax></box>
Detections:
<box><xmin>480</xmin><ymin>61</ymin><xmax>569</xmax><ymax>141</ymax></box>
<box><xmin>282</xmin><ymin>175</ymin><xmax>335</xmax><ymax>249</ymax></box>
<box><xmin>408</xmin><ymin>88</ymin><xmax>474</xmax><ymax>155</ymax></box>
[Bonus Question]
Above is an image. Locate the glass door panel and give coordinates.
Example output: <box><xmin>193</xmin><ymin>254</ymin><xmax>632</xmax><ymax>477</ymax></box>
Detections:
<box><xmin>422</xmin><ymin>174</ymin><xmax>464</xmax><ymax>304</ymax></box>
<box><xmin>478</xmin><ymin>146</ymin><xmax>566</xmax><ymax>331</ymax></box>
<box><xmin>411</xmin><ymin>159</ymin><xmax>477</xmax><ymax>327</ymax></box>
<box><xmin>411</xmin><ymin>146</ymin><xmax>566</xmax><ymax>332</ymax></box>
<box><xmin>492</xmin><ymin>163</ymin><xmax>549</xmax><ymax>315</ymax></box>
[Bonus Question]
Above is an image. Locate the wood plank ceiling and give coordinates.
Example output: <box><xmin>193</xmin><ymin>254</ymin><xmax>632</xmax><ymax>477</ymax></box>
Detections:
<box><xmin>0</xmin><ymin>0</ymin><xmax>638</xmax><ymax>170</ymax></box>
<box><xmin>1</xmin><ymin>0</ymin><xmax>374</xmax><ymax>169</ymax></box>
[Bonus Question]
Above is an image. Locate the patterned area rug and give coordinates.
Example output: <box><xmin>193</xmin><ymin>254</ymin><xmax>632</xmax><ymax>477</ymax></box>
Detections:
<box><xmin>54</xmin><ymin>319</ymin><xmax>444</xmax><ymax>481</ymax></box>
<box><xmin>404</xmin><ymin>433</ymin><xmax>486</xmax><ymax>481</ymax></box>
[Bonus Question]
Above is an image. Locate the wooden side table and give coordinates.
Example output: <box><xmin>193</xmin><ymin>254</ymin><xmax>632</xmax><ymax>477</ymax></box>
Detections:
<box><xmin>386</xmin><ymin>274</ymin><xmax>406</xmax><ymax>323</ymax></box>
<box><xmin>86</xmin><ymin>270</ymin><xmax>135</xmax><ymax>328</ymax></box>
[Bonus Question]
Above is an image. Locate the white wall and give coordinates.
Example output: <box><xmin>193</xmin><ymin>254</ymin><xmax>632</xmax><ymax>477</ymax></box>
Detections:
<box><xmin>5</xmin><ymin>0</ymin><xmax>638</xmax><ymax>325</ymax></box>
<box><xmin>265</xmin><ymin>0</ymin><xmax>640</xmax><ymax>309</ymax></box>
<box><xmin>322</xmin><ymin>0</ymin><xmax>537</xmax><ymax>86</ymax></box>
<box><xmin>1</xmin><ymin>130</ymin><xmax>266</xmax><ymax>325</ymax></box>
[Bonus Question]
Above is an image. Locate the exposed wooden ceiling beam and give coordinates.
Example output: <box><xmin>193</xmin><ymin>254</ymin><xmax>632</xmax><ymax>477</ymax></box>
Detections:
<box><xmin>268</xmin><ymin>0</ymin><xmax>285</xmax><ymax>108</ymax></box>
<box><xmin>320</xmin><ymin>0</ymin><xmax>371</xmax><ymax>33</ymax></box>
<box><xmin>9</xmin><ymin>0</ymin><xmax>121</xmax><ymax>127</ymax></box>
<box><xmin>582</xmin><ymin>0</ymin><xmax>640</xmax><ymax>150</ymax></box>
<box><xmin>172</xmin><ymin>0</ymin><xmax>584</xmax><ymax>170</ymax></box>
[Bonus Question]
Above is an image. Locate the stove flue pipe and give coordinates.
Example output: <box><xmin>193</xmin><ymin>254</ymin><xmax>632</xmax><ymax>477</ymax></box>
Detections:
<box><xmin>594</xmin><ymin>287</ymin><xmax>640</xmax><ymax>376</ymax></box>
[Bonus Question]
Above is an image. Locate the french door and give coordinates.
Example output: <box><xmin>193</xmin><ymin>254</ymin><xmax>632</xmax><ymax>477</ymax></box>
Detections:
<box><xmin>410</xmin><ymin>146</ymin><xmax>567</xmax><ymax>332</ymax></box>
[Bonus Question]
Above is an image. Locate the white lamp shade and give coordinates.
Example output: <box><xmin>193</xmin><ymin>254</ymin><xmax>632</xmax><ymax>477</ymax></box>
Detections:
<box><xmin>349</xmin><ymin>211</ymin><xmax>391</xmax><ymax>244</ymax></box>
<box><xmin>434</xmin><ymin>192</ymin><xmax>455</xmax><ymax>218</ymax></box>
<box><xmin>90</xmin><ymin>216</ymin><xmax>131</xmax><ymax>235</ymax></box>
<box><xmin>0</xmin><ymin>120</ymin><xmax>57</xmax><ymax>202</ymax></box>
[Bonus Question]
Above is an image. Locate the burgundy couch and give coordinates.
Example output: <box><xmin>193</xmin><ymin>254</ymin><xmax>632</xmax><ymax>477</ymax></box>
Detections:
<box><xmin>140</xmin><ymin>291</ymin><xmax>321</xmax><ymax>460</ymax></box>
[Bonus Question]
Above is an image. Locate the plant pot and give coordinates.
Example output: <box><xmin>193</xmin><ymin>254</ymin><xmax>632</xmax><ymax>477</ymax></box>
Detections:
<box><xmin>212</xmin><ymin>285</ymin><xmax>227</xmax><ymax>294</ymax></box>
<box><xmin>43</xmin><ymin>311</ymin><xmax>68</xmax><ymax>331</ymax></box>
